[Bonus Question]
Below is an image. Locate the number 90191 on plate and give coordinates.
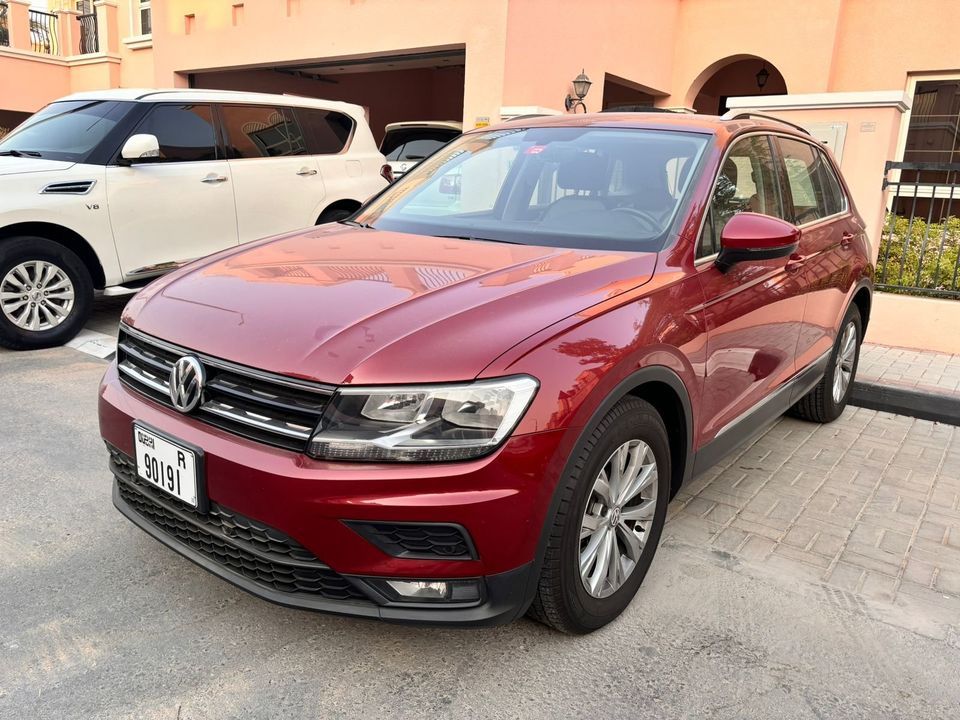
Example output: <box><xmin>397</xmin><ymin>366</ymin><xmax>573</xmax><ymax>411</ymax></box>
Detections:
<box><xmin>133</xmin><ymin>423</ymin><xmax>201</xmax><ymax>508</ymax></box>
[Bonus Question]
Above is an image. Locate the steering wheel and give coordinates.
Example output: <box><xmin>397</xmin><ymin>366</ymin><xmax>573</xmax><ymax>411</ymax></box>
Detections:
<box><xmin>611</xmin><ymin>207</ymin><xmax>661</xmax><ymax>234</ymax></box>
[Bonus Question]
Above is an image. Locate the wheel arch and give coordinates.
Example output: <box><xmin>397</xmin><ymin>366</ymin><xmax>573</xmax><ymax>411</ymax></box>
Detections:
<box><xmin>316</xmin><ymin>198</ymin><xmax>362</xmax><ymax>224</ymax></box>
<box><xmin>851</xmin><ymin>281</ymin><xmax>872</xmax><ymax>333</ymax></box>
<box><xmin>0</xmin><ymin>222</ymin><xmax>106</xmax><ymax>289</ymax></box>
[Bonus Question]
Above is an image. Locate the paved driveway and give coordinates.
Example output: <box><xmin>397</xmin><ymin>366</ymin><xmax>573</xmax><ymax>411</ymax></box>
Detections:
<box><xmin>1</xmin><ymin>300</ymin><xmax>959</xmax><ymax>719</ymax></box>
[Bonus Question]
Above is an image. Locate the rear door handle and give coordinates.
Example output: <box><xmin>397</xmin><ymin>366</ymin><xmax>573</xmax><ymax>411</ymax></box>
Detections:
<box><xmin>296</xmin><ymin>167</ymin><xmax>318</xmax><ymax>176</ymax></box>
<box><xmin>201</xmin><ymin>174</ymin><xmax>228</xmax><ymax>184</ymax></box>
<box><xmin>840</xmin><ymin>231</ymin><xmax>855</xmax><ymax>249</ymax></box>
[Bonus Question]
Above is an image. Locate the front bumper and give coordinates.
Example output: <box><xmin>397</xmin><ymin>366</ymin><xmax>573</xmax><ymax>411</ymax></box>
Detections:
<box><xmin>99</xmin><ymin>363</ymin><xmax>569</xmax><ymax>625</ymax></box>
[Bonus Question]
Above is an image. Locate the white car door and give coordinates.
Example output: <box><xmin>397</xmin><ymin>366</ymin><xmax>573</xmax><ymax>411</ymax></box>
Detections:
<box><xmin>105</xmin><ymin>103</ymin><xmax>239</xmax><ymax>279</ymax></box>
<box><xmin>220</xmin><ymin>104</ymin><xmax>324</xmax><ymax>244</ymax></box>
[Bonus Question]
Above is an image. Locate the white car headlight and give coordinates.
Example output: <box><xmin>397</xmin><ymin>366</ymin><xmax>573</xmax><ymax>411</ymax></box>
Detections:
<box><xmin>306</xmin><ymin>376</ymin><xmax>539</xmax><ymax>462</ymax></box>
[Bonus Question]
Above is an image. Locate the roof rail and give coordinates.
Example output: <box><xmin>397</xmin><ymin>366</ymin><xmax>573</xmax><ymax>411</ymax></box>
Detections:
<box><xmin>722</xmin><ymin>111</ymin><xmax>811</xmax><ymax>136</ymax></box>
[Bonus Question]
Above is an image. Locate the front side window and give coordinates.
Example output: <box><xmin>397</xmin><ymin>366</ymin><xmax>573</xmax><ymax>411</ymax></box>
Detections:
<box><xmin>357</xmin><ymin>127</ymin><xmax>709</xmax><ymax>251</ymax></box>
<box><xmin>220</xmin><ymin>105</ymin><xmax>306</xmax><ymax>159</ymax></box>
<box><xmin>0</xmin><ymin>100</ymin><xmax>133</xmax><ymax>162</ymax></box>
<box><xmin>133</xmin><ymin>104</ymin><xmax>218</xmax><ymax>163</ymax></box>
<box><xmin>698</xmin><ymin>135</ymin><xmax>785</xmax><ymax>259</ymax></box>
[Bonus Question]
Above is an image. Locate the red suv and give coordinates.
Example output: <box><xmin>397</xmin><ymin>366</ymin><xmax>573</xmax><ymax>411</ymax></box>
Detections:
<box><xmin>99</xmin><ymin>113</ymin><xmax>872</xmax><ymax>633</ymax></box>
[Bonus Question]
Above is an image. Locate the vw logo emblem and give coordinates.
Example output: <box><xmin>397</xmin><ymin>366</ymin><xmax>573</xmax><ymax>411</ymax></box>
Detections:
<box><xmin>169</xmin><ymin>355</ymin><xmax>205</xmax><ymax>413</ymax></box>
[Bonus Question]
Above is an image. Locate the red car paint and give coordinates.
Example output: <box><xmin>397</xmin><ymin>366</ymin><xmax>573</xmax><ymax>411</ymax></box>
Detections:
<box><xmin>100</xmin><ymin>113</ymin><xmax>873</xmax><ymax>623</ymax></box>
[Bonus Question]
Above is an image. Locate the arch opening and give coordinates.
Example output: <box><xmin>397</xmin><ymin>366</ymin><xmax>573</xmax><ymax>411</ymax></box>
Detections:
<box><xmin>687</xmin><ymin>55</ymin><xmax>787</xmax><ymax>116</ymax></box>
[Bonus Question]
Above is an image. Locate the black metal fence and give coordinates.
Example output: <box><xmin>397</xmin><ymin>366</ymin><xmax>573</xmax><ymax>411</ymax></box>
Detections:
<box><xmin>29</xmin><ymin>8</ymin><xmax>58</xmax><ymax>55</ymax></box>
<box><xmin>78</xmin><ymin>12</ymin><xmax>98</xmax><ymax>53</ymax></box>
<box><xmin>880</xmin><ymin>161</ymin><xmax>960</xmax><ymax>298</ymax></box>
<box><xmin>0</xmin><ymin>2</ymin><xmax>9</xmax><ymax>47</ymax></box>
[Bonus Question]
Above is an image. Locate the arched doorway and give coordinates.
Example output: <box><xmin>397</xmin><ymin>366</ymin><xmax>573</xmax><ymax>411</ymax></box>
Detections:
<box><xmin>687</xmin><ymin>55</ymin><xmax>787</xmax><ymax>116</ymax></box>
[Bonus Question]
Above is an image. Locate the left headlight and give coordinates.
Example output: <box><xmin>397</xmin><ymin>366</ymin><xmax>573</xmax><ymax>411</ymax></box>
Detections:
<box><xmin>306</xmin><ymin>375</ymin><xmax>539</xmax><ymax>462</ymax></box>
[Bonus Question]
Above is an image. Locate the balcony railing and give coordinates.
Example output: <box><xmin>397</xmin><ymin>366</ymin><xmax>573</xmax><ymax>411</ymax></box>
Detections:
<box><xmin>29</xmin><ymin>8</ymin><xmax>58</xmax><ymax>55</ymax></box>
<box><xmin>78</xmin><ymin>11</ymin><xmax>97</xmax><ymax>53</ymax></box>
<box><xmin>0</xmin><ymin>2</ymin><xmax>9</xmax><ymax>48</ymax></box>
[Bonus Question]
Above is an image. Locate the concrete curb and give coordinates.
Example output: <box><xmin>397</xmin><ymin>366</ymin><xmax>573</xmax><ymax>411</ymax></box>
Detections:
<box><xmin>851</xmin><ymin>381</ymin><xmax>960</xmax><ymax>426</ymax></box>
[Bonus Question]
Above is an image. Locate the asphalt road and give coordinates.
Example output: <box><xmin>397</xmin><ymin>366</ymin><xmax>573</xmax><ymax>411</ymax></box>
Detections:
<box><xmin>1</xmin><ymin>306</ymin><xmax>959</xmax><ymax>719</ymax></box>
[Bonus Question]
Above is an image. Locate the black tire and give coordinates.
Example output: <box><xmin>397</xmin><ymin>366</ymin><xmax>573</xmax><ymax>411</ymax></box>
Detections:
<box><xmin>316</xmin><ymin>206</ymin><xmax>356</xmax><ymax>224</ymax></box>
<box><xmin>0</xmin><ymin>236</ymin><xmax>94</xmax><ymax>350</ymax></box>
<box><xmin>528</xmin><ymin>397</ymin><xmax>671</xmax><ymax>634</ymax></box>
<box><xmin>790</xmin><ymin>304</ymin><xmax>862</xmax><ymax>423</ymax></box>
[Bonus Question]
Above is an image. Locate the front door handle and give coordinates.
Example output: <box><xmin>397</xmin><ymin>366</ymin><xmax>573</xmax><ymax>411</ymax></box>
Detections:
<box><xmin>785</xmin><ymin>252</ymin><xmax>807</xmax><ymax>273</ymax></box>
<box><xmin>296</xmin><ymin>167</ymin><xmax>318</xmax><ymax>176</ymax></box>
<box><xmin>840</xmin><ymin>231</ymin><xmax>855</xmax><ymax>249</ymax></box>
<box><xmin>201</xmin><ymin>174</ymin><xmax>228</xmax><ymax>184</ymax></box>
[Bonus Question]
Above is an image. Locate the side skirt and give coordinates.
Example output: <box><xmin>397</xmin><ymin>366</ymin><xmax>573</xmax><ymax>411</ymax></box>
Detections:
<box><xmin>691</xmin><ymin>349</ymin><xmax>831</xmax><ymax>477</ymax></box>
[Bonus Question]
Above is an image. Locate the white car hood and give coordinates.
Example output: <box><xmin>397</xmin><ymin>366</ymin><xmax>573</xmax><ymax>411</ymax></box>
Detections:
<box><xmin>0</xmin><ymin>156</ymin><xmax>76</xmax><ymax>176</ymax></box>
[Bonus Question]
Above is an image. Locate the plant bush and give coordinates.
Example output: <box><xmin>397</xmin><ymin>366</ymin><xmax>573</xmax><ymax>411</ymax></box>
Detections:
<box><xmin>877</xmin><ymin>213</ymin><xmax>960</xmax><ymax>297</ymax></box>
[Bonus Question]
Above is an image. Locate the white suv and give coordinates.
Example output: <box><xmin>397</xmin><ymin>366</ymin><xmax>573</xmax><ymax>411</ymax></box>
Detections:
<box><xmin>0</xmin><ymin>89</ymin><xmax>388</xmax><ymax>349</ymax></box>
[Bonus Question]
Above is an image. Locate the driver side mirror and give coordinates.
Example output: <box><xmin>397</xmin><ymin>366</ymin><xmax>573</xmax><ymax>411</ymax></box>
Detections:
<box><xmin>716</xmin><ymin>212</ymin><xmax>800</xmax><ymax>272</ymax></box>
<box><xmin>118</xmin><ymin>134</ymin><xmax>160</xmax><ymax>166</ymax></box>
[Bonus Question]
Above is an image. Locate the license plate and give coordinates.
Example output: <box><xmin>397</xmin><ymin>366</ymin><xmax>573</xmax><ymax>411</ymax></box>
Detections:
<box><xmin>134</xmin><ymin>424</ymin><xmax>200</xmax><ymax>508</ymax></box>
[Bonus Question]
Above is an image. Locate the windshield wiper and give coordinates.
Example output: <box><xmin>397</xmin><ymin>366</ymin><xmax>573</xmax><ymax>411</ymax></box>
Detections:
<box><xmin>338</xmin><ymin>219</ymin><xmax>373</xmax><ymax>229</ymax></box>
<box><xmin>0</xmin><ymin>150</ymin><xmax>42</xmax><ymax>158</ymax></box>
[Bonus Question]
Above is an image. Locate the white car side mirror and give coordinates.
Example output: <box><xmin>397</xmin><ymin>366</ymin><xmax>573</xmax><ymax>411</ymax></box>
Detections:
<box><xmin>120</xmin><ymin>134</ymin><xmax>160</xmax><ymax>164</ymax></box>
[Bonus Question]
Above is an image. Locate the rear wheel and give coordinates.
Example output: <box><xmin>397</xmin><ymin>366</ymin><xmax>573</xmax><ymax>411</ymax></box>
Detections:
<box><xmin>790</xmin><ymin>304</ymin><xmax>862</xmax><ymax>423</ymax></box>
<box><xmin>0</xmin><ymin>237</ymin><xmax>93</xmax><ymax>350</ymax></box>
<box><xmin>528</xmin><ymin>397</ymin><xmax>670</xmax><ymax>634</ymax></box>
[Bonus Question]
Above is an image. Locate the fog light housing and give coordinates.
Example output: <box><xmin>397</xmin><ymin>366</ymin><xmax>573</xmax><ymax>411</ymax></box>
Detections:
<box><xmin>366</xmin><ymin>578</ymin><xmax>483</xmax><ymax>604</ymax></box>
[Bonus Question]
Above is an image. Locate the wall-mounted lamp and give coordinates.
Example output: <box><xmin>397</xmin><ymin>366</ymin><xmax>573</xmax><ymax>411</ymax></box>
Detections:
<box><xmin>756</xmin><ymin>63</ymin><xmax>770</xmax><ymax>90</ymax></box>
<box><xmin>565</xmin><ymin>69</ymin><xmax>592</xmax><ymax>113</ymax></box>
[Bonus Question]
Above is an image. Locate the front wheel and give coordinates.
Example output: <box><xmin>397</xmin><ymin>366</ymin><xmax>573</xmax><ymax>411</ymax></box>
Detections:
<box><xmin>0</xmin><ymin>237</ymin><xmax>94</xmax><ymax>350</ymax></box>
<box><xmin>528</xmin><ymin>397</ymin><xmax>670</xmax><ymax>634</ymax></box>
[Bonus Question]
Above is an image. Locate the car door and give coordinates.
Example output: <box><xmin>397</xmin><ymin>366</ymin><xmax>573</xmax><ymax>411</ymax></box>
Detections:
<box><xmin>220</xmin><ymin>104</ymin><xmax>323</xmax><ymax>244</ymax></box>
<box><xmin>105</xmin><ymin>103</ymin><xmax>239</xmax><ymax>279</ymax></box>
<box><xmin>695</xmin><ymin>134</ymin><xmax>807</xmax><ymax>446</ymax></box>
<box><xmin>774</xmin><ymin>136</ymin><xmax>859</xmax><ymax>372</ymax></box>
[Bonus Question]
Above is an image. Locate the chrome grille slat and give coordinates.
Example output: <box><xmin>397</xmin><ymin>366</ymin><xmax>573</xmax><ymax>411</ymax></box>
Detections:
<box><xmin>116</xmin><ymin>325</ymin><xmax>332</xmax><ymax>451</ymax></box>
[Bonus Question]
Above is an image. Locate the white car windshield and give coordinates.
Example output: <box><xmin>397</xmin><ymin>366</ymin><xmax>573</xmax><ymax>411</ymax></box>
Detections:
<box><xmin>0</xmin><ymin>100</ymin><xmax>132</xmax><ymax>162</ymax></box>
<box><xmin>356</xmin><ymin>126</ymin><xmax>709</xmax><ymax>251</ymax></box>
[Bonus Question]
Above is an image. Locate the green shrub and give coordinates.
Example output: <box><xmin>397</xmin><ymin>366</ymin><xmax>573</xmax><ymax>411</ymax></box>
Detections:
<box><xmin>877</xmin><ymin>213</ymin><xmax>960</xmax><ymax>297</ymax></box>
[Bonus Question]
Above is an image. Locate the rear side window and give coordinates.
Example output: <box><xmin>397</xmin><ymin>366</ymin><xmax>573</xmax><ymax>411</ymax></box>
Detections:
<box><xmin>381</xmin><ymin>129</ymin><xmax>459</xmax><ymax>162</ymax></box>
<box><xmin>220</xmin><ymin>105</ymin><xmax>307</xmax><ymax>158</ymax></box>
<box><xmin>297</xmin><ymin>108</ymin><xmax>354</xmax><ymax>154</ymax></box>
<box><xmin>776</xmin><ymin>137</ymin><xmax>843</xmax><ymax>224</ymax></box>
<box><xmin>134</xmin><ymin>104</ymin><xmax>218</xmax><ymax>162</ymax></box>
<box><xmin>699</xmin><ymin>135</ymin><xmax>785</xmax><ymax>259</ymax></box>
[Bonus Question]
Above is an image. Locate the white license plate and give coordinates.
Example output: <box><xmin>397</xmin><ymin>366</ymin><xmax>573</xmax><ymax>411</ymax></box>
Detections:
<box><xmin>134</xmin><ymin>424</ymin><xmax>200</xmax><ymax>508</ymax></box>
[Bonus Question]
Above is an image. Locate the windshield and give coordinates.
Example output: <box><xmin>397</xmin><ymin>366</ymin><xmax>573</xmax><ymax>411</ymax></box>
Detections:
<box><xmin>0</xmin><ymin>100</ymin><xmax>133</xmax><ymax>162</ymax></box>
<box><xmin>357</xmin><ymin>126</ymin><xmax>709</xmax><ymax>251</ymax></box>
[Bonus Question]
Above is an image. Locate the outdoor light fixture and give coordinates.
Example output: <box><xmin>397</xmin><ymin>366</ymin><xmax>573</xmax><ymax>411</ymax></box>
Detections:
<box><xmin>756</xmin><ymin>63</ymin><xmax>770</xmax><ymax>90</ymax></box>
<box><xmin>565</xmin><ymin>69</ymin><xmax>592</xmax><ymax>112</ymax></box>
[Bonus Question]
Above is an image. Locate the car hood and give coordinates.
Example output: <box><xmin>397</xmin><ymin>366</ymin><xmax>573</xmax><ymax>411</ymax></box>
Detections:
<box><xmin>0</xmin><ymin>156</ymin><xmax>75</xmax><ymax>176</ymax></box>
<box><xmin>124</xmin><ymin>225</ymin><xmax>658</xmax><ymax>385</ymax></box>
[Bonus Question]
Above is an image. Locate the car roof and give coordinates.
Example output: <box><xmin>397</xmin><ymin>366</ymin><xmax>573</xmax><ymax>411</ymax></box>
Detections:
<box><xmin>384</xmin><ymin>121</ymin><xmax>463</xmax><ymax>133</ymax></box>
<box><xmin>53</xmin><ymin>88</ymin><xmax>365</xmax><ymax>115</ymax></box>
<box><xmin>469</xmin><ymin>111</ymin><xmax>812</xmax><ymax>142</ymax></box>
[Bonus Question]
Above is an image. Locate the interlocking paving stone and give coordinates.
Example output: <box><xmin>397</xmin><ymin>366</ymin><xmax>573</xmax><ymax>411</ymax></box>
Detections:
<box><xmin>666</xmin><ymin>407</ymin><xmax>960</xmax><ymax>619</ymax></box>
<box><xmin>858</xmin><ymin>342</ymin><xmax>960</xmax><ymax>401</ymax></box>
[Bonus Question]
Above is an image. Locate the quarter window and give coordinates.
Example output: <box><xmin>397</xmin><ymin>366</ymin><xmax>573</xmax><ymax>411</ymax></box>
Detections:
<box><xmin>296</xmin><ymin>108</ymin><xmax>354</xmax><ymax>155</ymax></box>
<box><xmin>133</xmin><ymin>104</ymin><xmax>218</xmax><ymax>163</ymax></box>
<box><xmin>220</xmin><ymin>105</ymin><xmax>307</xmax><ymax>159</ymax></box>
<box><xmin>699</xmin><ymin>135</ymin><xmax>785</xmax><ymax>259</ymax></box>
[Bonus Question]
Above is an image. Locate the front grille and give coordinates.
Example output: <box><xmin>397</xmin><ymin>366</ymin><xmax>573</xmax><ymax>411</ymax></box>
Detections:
<box><xmin>346</xmin><ymin>521</ymin><xmax>477</xmax><ymax>561</ymax></box>
<box><xmin>110</xmin><ymin>447</ymin><xmax>367</xmax><ymax>602</ymax></box>
<box><xmin>116</xmin><ymin>325</ymin><xmax>333</xmax><ymax>452</ymax></box>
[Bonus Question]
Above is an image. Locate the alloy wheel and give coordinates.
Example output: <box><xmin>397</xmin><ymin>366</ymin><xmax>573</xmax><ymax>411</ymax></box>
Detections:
<box><xmin>0</xmin><ymin>261</ymin><xmax>75</xmax><ymax>332</ymax></box>
<box><xmin>832</xmin><ymin>320</ymin><xmax>857</xmax><ymax>403</ymax></box>
<box><xmin>579</xmin><ymin>439</ymin><xmax>658</xmax><ymax>598</ymax></box>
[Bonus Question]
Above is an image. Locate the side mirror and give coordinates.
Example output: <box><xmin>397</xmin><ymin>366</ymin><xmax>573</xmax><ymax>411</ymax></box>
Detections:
<box><xmin>119</xmin><ymin>134</ymin><xmax>160</xmax><ymax>165</ymax></box>
<box><xmin>716</xmin><ymin>212</ymin><xmax>800</xmax><ymax>272</ymax></box>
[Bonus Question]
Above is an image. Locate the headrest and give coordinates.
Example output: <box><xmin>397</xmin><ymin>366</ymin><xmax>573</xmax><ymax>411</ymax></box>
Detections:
<box><xmin>557</xmin><ymin>153</ymin><xmax>608</xmax><ymax>192</ymax></box>
<box><xmin>721</xmin><ymin>157</ymin><xmax>738</xmax><ymax>185</ymax></box>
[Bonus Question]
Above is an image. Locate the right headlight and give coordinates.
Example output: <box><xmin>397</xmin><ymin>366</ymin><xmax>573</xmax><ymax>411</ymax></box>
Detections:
<box><xmin>306</xmin><ymin>375</ymin><xmax>539</xmax><ymax>462</ymax></box>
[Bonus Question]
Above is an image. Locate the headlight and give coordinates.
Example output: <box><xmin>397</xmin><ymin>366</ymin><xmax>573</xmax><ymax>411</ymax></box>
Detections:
<box><xmin>306</xmin><ymin>375</ymin><xmax>539</xmax><ymax>462</ymax></box>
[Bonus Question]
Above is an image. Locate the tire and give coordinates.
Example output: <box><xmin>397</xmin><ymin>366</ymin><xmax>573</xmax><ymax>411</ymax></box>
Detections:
<box><xmin>528</xmin><ymin>396</ymin><xmax>671</xmax><ymax>634</ymax></box>
<box><xmin>316</xmin><ymin>206</ymin><xmax>356</xmax><ymax>224</ymax></box>
<box><xmin>0</xmin><ymin>236</ymin><xmax>94</xmax><ymax>350</ymax></box>
<box><xmin>790</xmin><ymin>304</ymin><xmax>862</xmax><ymax>424</ymax></box>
